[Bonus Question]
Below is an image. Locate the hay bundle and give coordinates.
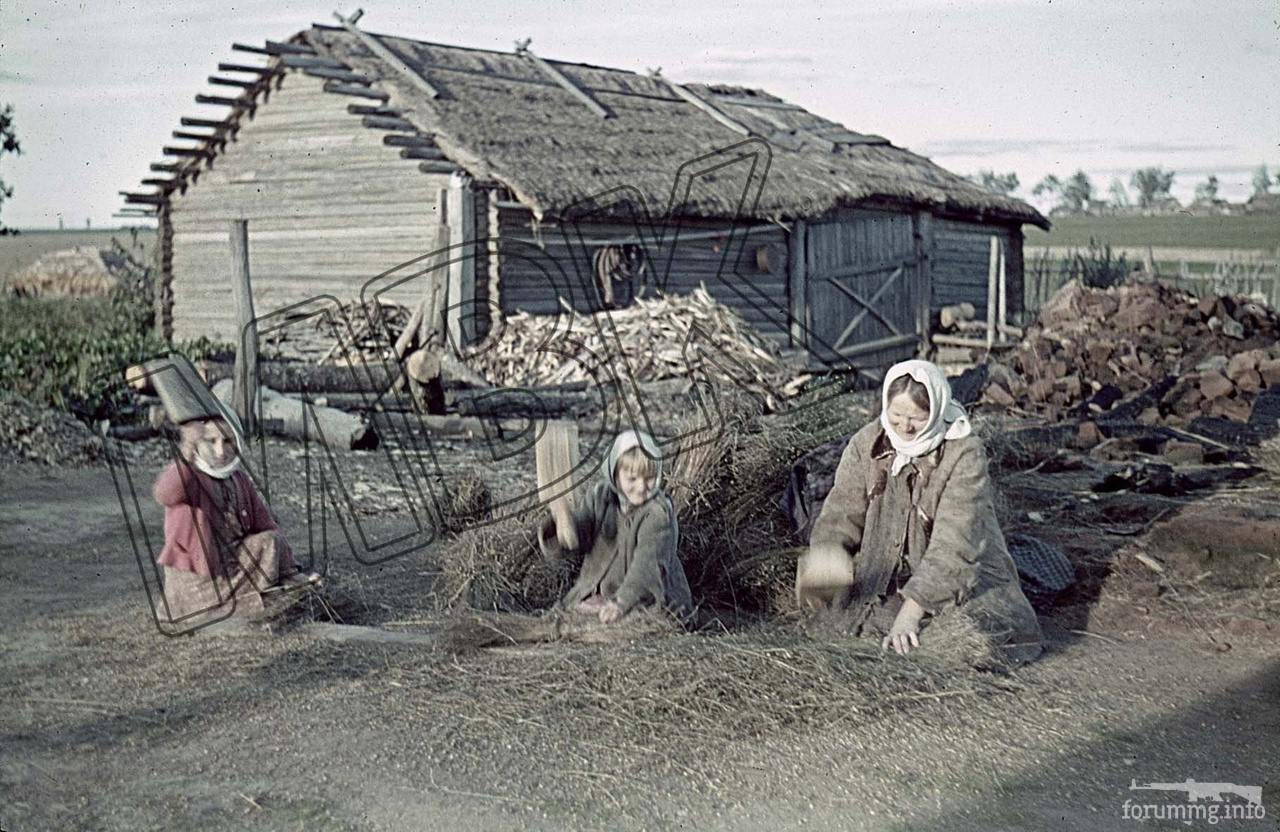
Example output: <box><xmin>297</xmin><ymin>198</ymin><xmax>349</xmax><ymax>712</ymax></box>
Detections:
<box><xmin>672</xmin><ymin>386</ymin><xmax>872</xmax><ymax>615</ymax></box>
<box><xmin>434</xmin><ymin>384</ymin><xmax>872</xmax><ymax>618</ymax></box>
<box><xmin>7</xmin><ymin>247</ymin><xmax>119</xmax><ymax>297</ymax></box>
<box><xmin>435</xmin><ymin>512</ymin><xmax>576</xmax><ymax>611</ymax></box>
<box><xmin>402</xmin><ymin>621</ymin><xmax>1016</xmax><ymax>775</ymax></box>
<box><xmin>439</xmin><ymin>607</ymin><xmax>684</xmax><ymax>653</ymax></box>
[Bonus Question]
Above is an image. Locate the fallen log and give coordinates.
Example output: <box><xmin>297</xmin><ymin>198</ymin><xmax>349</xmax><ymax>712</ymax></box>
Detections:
<box><xmin>198</xmin><ymin>358</ymin><xmax>484</xmax><ymax>393</ymax></box>
<box><xmin>211</xmin><ymin>379</ymin><xmax>378</xmax><ymax>450</ymax></box>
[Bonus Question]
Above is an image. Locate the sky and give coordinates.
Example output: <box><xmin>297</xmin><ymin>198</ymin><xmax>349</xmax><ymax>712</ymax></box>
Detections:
<box><xmin>1</xmin><ymin>0</ymin><xmax>1277</xmax><ymax>229</ymax></box>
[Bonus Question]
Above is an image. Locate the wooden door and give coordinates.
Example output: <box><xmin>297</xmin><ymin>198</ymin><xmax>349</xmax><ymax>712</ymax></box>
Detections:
<box><xmin>805</xmin><ymin>211</ymin><xmax>928</xmax><ymax>372</ymax></box>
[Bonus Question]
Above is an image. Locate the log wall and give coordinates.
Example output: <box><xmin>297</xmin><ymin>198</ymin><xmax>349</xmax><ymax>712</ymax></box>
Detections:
<box><xmin>168</xmin><ymin>71</ymin><xmax>453</xmax><ymax>344</ymax></box>
<box><xmin>493</xmin><ymin>206</ymin><xmax>791</xmax><ymax>343</ymax></box>
<box><xmin>930</xmin><ymin>218</ymin><xmax>1025</xmax><ymax>319</ymax></box>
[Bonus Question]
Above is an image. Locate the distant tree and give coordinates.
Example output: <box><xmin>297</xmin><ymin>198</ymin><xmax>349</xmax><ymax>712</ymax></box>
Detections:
<box><xmin>967</xmin><ymin>169</ymin><xmax>1020</xmax><ymax>196</ymax></box>
<box><xmin>1253</xmin><ymin>164</ymin><xmax>1273</xmax><ymax>197</ymax></box>
<box><xmin>1032</xmin><ymin>169</ymin><xmax>1094</xmax><ymax>213</ymax></box>
<box><xmin>1108</xmin><ymin>178</ymin><xmax>1131</xmax><ymax>208</ymax></box>
<box><xmin>1193</xmin><ymin>175</ymin><xmax>1220</xmax><ymax>204</ymax></box>
<box><xmin>1130</xmin><ymin>167</ymin><xmax>1176</xmax><ymax>209</ymax></box>
<box><xmin>0</xmin><ymin>104</ymin><xmax>20</xmax><ymax>236</ymax></box>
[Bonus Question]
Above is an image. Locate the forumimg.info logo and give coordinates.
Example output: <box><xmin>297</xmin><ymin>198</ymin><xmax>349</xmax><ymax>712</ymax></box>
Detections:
<box><xmin>1123</xmin><ymin>779</ymin><xmax>1266</xmax><ymax>825</ymax></box>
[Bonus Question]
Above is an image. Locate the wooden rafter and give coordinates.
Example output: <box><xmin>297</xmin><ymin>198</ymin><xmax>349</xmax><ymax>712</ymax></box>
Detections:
<box><xmin>514</xmin><ymin>39</ymin><xmax>610</xmax><ymax>119</ymax></box>
<box><xmin>218</xmin><ymin>62</ymin><xmax>273</xmax><ymax>74</ymax></box>
<box><xmin>333</xmin><ymin>10</ymin><xmax>441</xmax><ymax>99</ymax></box>
<box><xmin>323</xmin><ymin>81</ymin><xmax>387</xmax><ymax>100</ymax></box>
<box><xmin>664</xmin><ymin>81</ymin><xmax>751</xmax><ymax>136</ymax></box>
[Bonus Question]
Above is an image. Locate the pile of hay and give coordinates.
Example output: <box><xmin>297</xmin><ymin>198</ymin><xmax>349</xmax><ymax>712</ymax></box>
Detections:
<box><xmin>6</xmin><ymin>247</ymin><xmax>119</xmax><ymax>297</ymax></box>
<box><xmin>434</xmin><ymin>382</ymin><xmax>873</xmax><ymax>617</ymax></box>
<box><xmin>393</xmin><ymin>618</ymin><xmax>1016</xmax><ymax>783</ymax></box>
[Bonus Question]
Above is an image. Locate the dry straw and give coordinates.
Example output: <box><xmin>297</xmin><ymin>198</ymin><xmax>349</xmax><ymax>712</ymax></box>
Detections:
<box><xmin>434</xmin><ymin>381</ymin><xmax>873</xmax><ymax>618</ymax></box>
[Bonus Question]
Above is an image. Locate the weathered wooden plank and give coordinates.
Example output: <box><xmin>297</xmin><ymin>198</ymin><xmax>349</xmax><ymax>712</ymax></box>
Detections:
<box><xmin>322</xmin><ymin>81</ymin><xmax>388</xmax><ymax>100</ymax></box>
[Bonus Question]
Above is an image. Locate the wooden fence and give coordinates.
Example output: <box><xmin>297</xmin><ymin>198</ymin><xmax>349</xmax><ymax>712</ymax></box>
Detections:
<box><xmin>1023</xmin><ymin>245</ymin><xmax>1280</xmax><ymax>319</ymax></box>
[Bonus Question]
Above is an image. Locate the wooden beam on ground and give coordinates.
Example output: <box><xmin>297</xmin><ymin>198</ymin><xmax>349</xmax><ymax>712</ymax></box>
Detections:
<box><xmin>515</xmin><ymin>41</ymin><xmax>611</xmax><ymax>119</ymax></box>
<box><xmin>141</xmin><ymin>178</ymin><xmax>176</xmax><ymax>188</ymax></box>
<box><xmin>665</xmin><ymin>81</ymin><xmax>752</xmax><ymax>136</ymax></box>
<box><xmin>322</xmin><ymin>81</ymin><xmax>388</xmax><ymax>100</ymax></box>
<box><xmin>298</xmin><ymin>622</ymin><xmax>442</xmax><ymax>648</ymax></box>
<box><xmin>333</xmin><ymin>10</ymin><xmax>442</xmax><ymax>99</ymax></box>
<box><xmin>150</xmin><ymin>162</ymin><xmax>181</xmax><ymax>173</ymax></box>
<box><xmin>418</xmin><ymin>160</ymin><xmax>461</xmax><ymax>174</ymax></box>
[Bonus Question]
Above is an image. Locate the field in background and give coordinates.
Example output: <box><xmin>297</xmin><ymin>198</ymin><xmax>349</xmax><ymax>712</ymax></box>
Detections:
<box><xmin>0</xmin><ymin>228</ymin><xmax>156</xmax><ymax>284</ymax></box>
<box><xmin>1026</xmin><ymin>214</ymin><xmax>1280</xmax><ymax>252</ymax></box>
<box><xmin>1024</xmin><ymin>214</ymin><xmax>1280</xmax><ymax>312</ymax></box>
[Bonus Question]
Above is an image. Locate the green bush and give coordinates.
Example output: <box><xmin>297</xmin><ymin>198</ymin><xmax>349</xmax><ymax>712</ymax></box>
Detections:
<box><xmin>0</xmin><ymin>292</ymin><xmax>226</xmax><ymax>417</ymax></box>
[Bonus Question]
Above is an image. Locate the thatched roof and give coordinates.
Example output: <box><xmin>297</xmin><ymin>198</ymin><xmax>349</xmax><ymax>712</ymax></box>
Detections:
<box><xmin>131</xmin><ymin>24</ymin><xmax>1047</xmax><ymax>229</ymax></box>
<box><xmin>305</xmin><ymin>26</ymin><xmax>1046</xmax><ymax>228</ymax></box>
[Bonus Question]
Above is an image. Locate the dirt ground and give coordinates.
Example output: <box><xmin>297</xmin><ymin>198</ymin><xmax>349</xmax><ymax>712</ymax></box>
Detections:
<box><xmin>2</xmin><ymin>430</ymin><xmax>1278</xmax><ymax>832</ymax></box>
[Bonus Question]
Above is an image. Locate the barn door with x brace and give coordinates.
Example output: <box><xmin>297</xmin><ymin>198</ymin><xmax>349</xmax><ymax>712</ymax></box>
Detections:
<box><xmin>805</xmin><ymin>211</ymin><xmax>929</xmax><ymax>373</ymax></box>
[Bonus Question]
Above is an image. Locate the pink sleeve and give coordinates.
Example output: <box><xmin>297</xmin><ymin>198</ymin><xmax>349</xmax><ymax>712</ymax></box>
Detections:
<box><xmin>153</xmin><ymin>462</ymin><xmax>196</xmax><ymax>507</ymax></box>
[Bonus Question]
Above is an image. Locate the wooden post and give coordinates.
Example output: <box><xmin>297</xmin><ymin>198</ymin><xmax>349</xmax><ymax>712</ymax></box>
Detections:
<box><xmin>986</xmin><ymin>236</ymin><xmax>999</xmax><ymax>349</ymax></box>
<box><xmin>914</xmin><ymin>211</ymin><xmax>933</xmax><ymax>353</ymax></box>
<box><xmin>230</xmin><ymin>220</ymin><xmax>259</xmax><ymax>437</ymax></box>
<box><xmin>997</xmin><ymin>237</ymin><xmax>1007</xmax><ymax>344</ymax></box>
<box><xmin>446</xmin><ymin>175</ymin><xmax>476</xmax><ymax>348</ymax></box>
<box><xmin>788</xmin><ymin>219</ymin><xmax>807</xmax><ymax>349</ymax></box>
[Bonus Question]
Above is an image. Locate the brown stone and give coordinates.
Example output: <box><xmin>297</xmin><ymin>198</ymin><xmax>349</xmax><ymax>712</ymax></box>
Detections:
<box><xmin>1209</xmin><ymin>396</ymin><xmax>1253</xmax><ymax>422</ymax></box>
<box><xmin>1027</xmin><ymin>379</ymin><xmax>1054</xmax><ymax>402</ymax></box>
<box><xmin>1075</xmin><ymin>421</ymin><xmax>1103</xmax><ymax>449</ymax></box>
<box><xmin>983</xmin><ymin>383</ymin><xmax>1015</xmax><ymax>408</ymax></box>
<box><xmin>1160</xmin><ymin>440</ymin><xmax>1204</xmax><ymax>465</ymax></box>
<box><xmin>1137</xmin><ymin>407</ymin><xmax>1161</xmax><ymax>426</ymax></box>
<box><xmin>1226</xmin><ymin>349</ymin><xmax>1265</xmax><ymax>380</ymax></box>
<box><xmin>1259</xmin><ymin>358</ymin><xmax>1280</xmax><ymax>388</ymax></box>
<box><xmin>1198</xmin><ymin>370</ymin><xmax>1234</xmax><ymax>400</ymax></box>
<box><xmin>1235</xmin><ymin>369</ymin><xmax>1264</xmax><ymax>394</ymax></box>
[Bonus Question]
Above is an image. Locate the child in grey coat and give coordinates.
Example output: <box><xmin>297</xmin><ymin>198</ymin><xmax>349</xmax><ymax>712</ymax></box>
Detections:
<box><xmin>539</xmin><ymin>430</ymin><xmax>693</xmax><ymax>623</ymax></box>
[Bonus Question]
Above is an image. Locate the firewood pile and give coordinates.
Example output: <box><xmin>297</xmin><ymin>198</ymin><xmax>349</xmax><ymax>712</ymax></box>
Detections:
<box><xmin>976</xmin><ymin>280</ymin><xmax>1280</xmax><ymax>427</ymax></box>
<box><xmin>460</xmin><ymin>288</ymin><xmax>808</xmax><ymax>407</ymax></box>
<box><xmin>258</xmin><ymin>301</ymin><xmax>413</xmax><ymax>365</ymax></box>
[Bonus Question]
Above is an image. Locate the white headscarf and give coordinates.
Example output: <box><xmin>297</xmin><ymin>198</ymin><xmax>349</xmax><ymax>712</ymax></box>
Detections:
<box><xmin>879</xmin><ymin>359</ymin><xmax>972</xmax><ymax>477</ymax></box>
<box><xmin>184</xmin><ymin>415</ymin><xmax>246</xmax><ymax>481</ymax></box>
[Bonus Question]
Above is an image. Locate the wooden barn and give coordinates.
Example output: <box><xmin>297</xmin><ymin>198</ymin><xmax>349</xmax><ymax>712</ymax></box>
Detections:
<box><xmin>123</xmin><ymin>17</ymin><xmax>1048</xmax><ymax>372</ymax></box>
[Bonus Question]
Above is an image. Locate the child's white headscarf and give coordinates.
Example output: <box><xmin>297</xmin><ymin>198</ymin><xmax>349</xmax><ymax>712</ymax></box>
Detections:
<box><xmin>879</xmin><ymin>359</ymin><xmax>972</xmax><ymax>477</ymax></box>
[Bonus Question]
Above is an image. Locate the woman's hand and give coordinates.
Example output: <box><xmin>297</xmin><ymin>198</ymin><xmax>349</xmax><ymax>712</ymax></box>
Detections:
<box><xmin>598</xmin><ymin>600</ymin><xmax>624</xmax><ymax>624</ymax></box>
<box><xmin>882</xmin><ymin>597</ymin><xmax>926</xmax><ymax>655</ymax></box>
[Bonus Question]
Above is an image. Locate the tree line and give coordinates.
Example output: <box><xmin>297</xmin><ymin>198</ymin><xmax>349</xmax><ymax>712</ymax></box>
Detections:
<box><xmin>967</xmin><ymin>164</ymin><xmax>1278</xmax><ymax>214</ymax></box>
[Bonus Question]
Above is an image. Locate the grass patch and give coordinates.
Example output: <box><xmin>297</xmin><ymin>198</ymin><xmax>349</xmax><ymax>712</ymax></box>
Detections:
<box><xmin>1026</xmin><ymin>214</ymin><xmax>1280</xmax><ymax>251</ymax></box>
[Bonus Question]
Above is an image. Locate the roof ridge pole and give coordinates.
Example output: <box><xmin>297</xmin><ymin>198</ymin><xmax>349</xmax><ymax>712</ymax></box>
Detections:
<box><xmin>514</xmin><ymin>38</ymin><xmax>611</xmax><ymax>119</ymax></box>
<box><xmin>663</xmin><ymin>80</ymin><xmax>752</xmax><ymax>136</ymax></box>
<box><xmin>333</xmin><ymin>9</ymin><xmax>442</xmax><ymax>99</ymax></box>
